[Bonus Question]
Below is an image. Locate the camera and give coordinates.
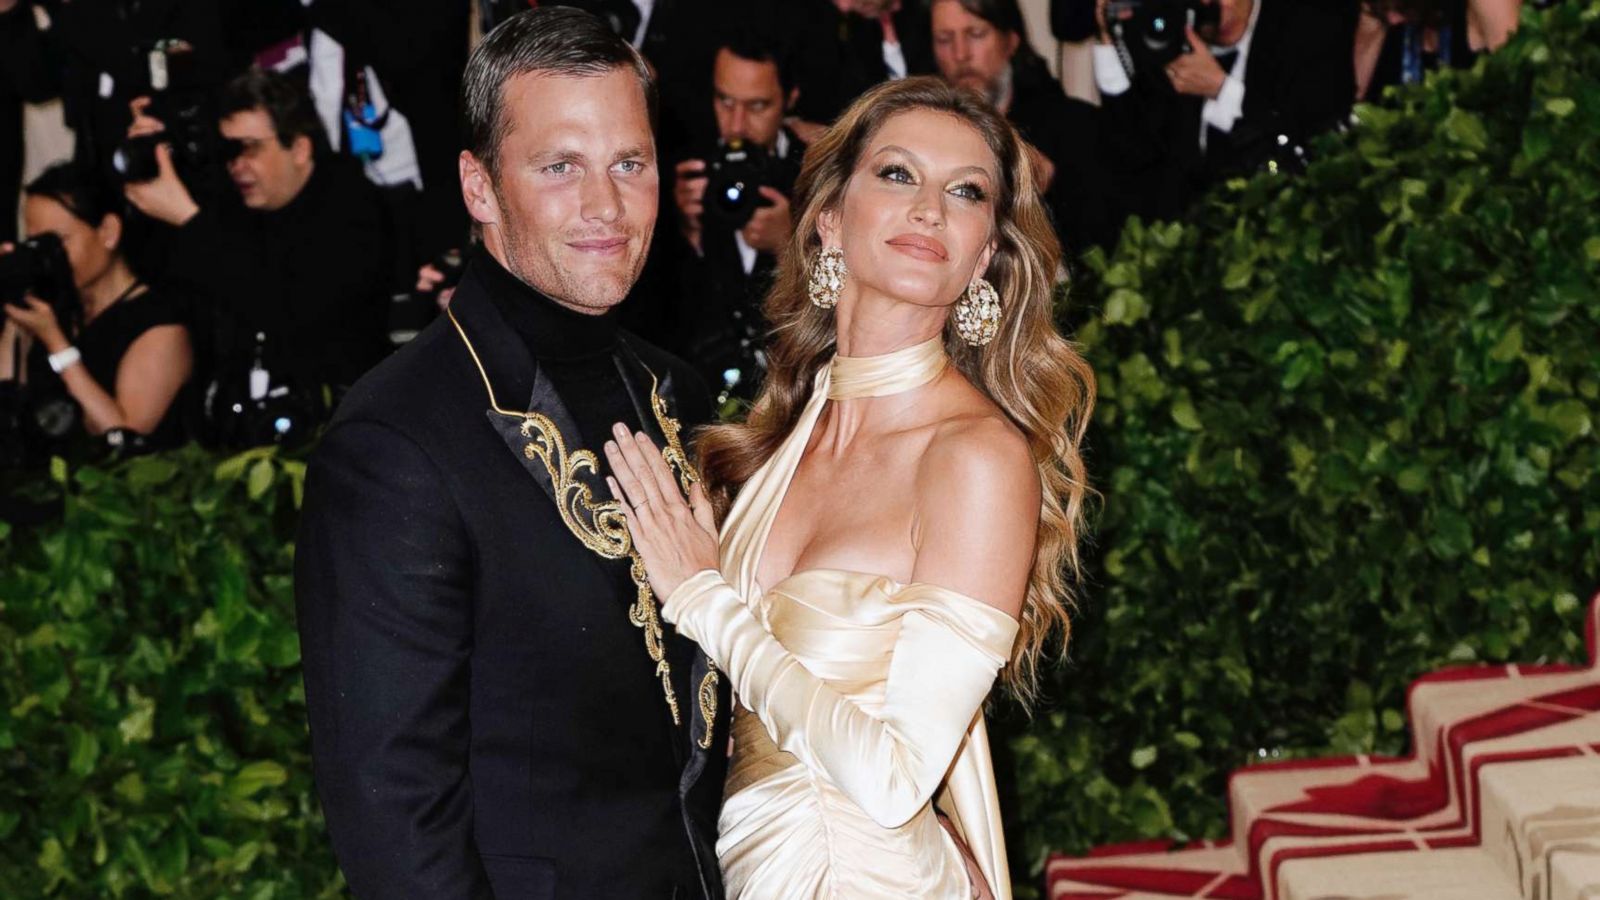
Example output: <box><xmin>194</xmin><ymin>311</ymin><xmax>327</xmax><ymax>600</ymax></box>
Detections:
<box><xmin>0</xmin><ymin>233</ymin><xmax>78</xmax><ymax>313</ymax></box>
<box><xmin>109</xmin><ymin>40</ymin><xmax>239</xmax><ymax>184</ymax></box>
<box><xmin>702</xmin><ymin>139</ymin><xmax>789</xmax><ymax>230</ymax></box>
<box><xmin>0</xmin><ymin>234</ymin><xmax>85</xmax><ymax>468</ymax></box>
<box><xmin>1108</xmin><ymin>0</ymin><xmax>1221</xmax><ymax>68</ymax></box>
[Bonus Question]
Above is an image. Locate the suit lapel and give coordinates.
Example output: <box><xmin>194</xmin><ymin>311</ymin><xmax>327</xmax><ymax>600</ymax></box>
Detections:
<box><xmin>448</xmin><ymin>265</ymin><xmax>617</xmax><ymax>554</ymax></box>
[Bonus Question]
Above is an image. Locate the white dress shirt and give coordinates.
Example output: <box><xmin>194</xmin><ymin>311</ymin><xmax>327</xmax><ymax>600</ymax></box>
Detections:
<box><xmin>1092</xmin><ymin>0</ymin><xmax>1264</xmax><ymax>153</ymax></box>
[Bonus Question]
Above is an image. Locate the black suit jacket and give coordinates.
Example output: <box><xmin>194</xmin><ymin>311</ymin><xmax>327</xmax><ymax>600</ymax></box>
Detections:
<box><xmin>1097</xmin><ymin>0</ymin><xmax>1355</xmax><ymax>223</ymax></box>
<box><xmin>1005</xmin><ymin>60</ymin><xmax>1118</xmax><ymax>256</ymax></box>
<box><xmin>785</xmin><ymin>0</ymin><xmax>935</xmax><ymax>125</ymax></box>
<box><xmin>295</xmin><ymin>263</ymin><xmax>731</xmax><ymax>899</ymax></box>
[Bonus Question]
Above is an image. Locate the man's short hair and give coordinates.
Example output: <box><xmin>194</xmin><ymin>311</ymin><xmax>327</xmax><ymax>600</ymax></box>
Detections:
<box><xmin>220</xmin><ymin>68</ymin><xmax>327</xmax><ymax>153</ymax></box>
<box><xmin>717</xmin><ymin>23</ymin><xmax>798</xmax><ymax>96</ymax></box>
<box><xmin>462</xmin><ymin>6</ymin><xmax>657</xmax><ymax>177</ymax></box>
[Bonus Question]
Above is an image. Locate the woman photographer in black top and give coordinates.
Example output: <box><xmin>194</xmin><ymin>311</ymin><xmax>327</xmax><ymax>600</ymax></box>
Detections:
<box><xmin>0</xmin><ymin>163</ymin><xmax>192</xmax><ymax>453</ymax></box>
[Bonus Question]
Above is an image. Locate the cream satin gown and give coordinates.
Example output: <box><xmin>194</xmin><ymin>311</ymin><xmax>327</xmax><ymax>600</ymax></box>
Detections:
<box><xmin>662</xmin><ymin>337</ymin><xmax>1019</xmax><ymax>899</ymax></box>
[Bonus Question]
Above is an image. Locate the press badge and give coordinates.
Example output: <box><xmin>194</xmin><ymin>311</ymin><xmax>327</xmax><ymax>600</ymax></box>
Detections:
<box><xmin>344</xmin><ymin>104</ymin><xmax>385</xmax><ymax>160</ymax></box>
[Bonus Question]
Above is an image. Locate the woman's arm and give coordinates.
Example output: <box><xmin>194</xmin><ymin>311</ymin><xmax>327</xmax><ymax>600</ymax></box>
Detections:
<box><xmin>0</xmin><ymin>318</ymin><xmax>28</xmax><ymax>383</ymax></box>
<box><xmin>57</xmin><ymin>324</ymin><xmax>191</xmax><ymax>435</ymax></box>
<box><xmin>1467</xmin><ymin>0</ymin><xmax>1521</xmax><ymax>52</ymax></box>
<box><xmin>609</xmin><ymin>419</ymin><xmax>1036</xmax><ymax>828</ymax></box>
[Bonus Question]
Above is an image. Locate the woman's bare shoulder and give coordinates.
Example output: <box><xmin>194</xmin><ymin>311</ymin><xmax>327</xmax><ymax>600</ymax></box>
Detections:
<box><xmin>908</xmin><ymin>399</ymin><xmax>1039</xmax><ymax>615</ymax></box>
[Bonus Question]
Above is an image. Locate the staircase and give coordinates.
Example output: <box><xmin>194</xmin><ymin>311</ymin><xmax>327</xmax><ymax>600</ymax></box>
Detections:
<box><xmin>1046</xmin><ymin>593</ymin><xmax>1600</xmax><ymax>900</ymax></box>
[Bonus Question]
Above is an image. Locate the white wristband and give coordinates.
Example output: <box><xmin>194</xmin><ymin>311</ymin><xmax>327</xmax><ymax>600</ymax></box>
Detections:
<box><xmin>48</xmin><ymin>346</ymin><xmax>82</xmax><ymax>374</ymax></box>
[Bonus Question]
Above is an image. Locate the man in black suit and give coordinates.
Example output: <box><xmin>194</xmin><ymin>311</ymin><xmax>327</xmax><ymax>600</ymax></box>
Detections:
<box><xmin>1091</xmin><ymin>0</ymin><xmax>1356</xmax><ymax>224</ymax></box>
<box><xmin>669</xmin><ymin>25</ymin><xmax>805</xmax><ymax>405</ymax></box>
<box><xmin>294</xmin><ymin>8</ymin><xmax>730</xmax><ymax>899</ymax></box>
<box><xmin>775</xmin><ymin>0</ymin><xmax>936</xmax><ymax>135</ymax></box>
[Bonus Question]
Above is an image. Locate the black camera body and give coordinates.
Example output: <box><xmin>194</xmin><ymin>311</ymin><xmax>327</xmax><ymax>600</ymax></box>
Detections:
<box><xmin>110</xmin><ymin>40</ymin><xmax>238</xmax><ymax>184</ymax></box>
<box><xmin>702</xmin><ymin>139</ymin><xmax>793</xmax><ymax>230</ymax></box>
<box><xmin>0</xmin><ymin>233</ymin><xmax>78</xmax><ymax>315</ymax></box>
<box><xmin>0</xmin><ymin>234</ymin><xmax>83</xmax><ymax>469</ymax></box>
<box><xmin>1109</xmin><ymin>0</ymin><xmax>1221</xmax><ymax>69</ymax></box>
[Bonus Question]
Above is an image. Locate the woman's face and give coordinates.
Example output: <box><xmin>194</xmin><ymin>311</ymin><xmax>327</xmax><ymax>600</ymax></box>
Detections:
<box><xmin>23</xmin><ymin>195</ymin><xmax>118</xmax><ymax>292</ymax></box>
<box><xmin>821</xmin><ymin>108</ymin><xmax>999</xmax><ymax>314</ymax></box>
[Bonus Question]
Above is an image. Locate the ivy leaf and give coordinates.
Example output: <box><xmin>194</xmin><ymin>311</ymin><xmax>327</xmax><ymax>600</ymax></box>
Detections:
<box><xmin>228</xmin><ymin>761</ymin><xmax>289</xmax><ymax>800</ymax></box>
<box><xmin>246</xmin><ymin>459</ymin><xmax>275</xmax><ymax>501</ymax></box>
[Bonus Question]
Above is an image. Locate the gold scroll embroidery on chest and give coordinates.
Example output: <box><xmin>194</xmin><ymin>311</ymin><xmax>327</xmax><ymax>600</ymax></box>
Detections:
<box><xmin>515</xmin><ymin>375</ymin><xmax>719</xmax><ymax>736</ymax></box>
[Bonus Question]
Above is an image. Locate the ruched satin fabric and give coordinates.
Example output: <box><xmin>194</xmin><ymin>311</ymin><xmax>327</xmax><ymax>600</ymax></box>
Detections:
<box><xmin>662</xmin><ymin>338</ymin><xmax>1019</xmax><ymax>899</ymax></box>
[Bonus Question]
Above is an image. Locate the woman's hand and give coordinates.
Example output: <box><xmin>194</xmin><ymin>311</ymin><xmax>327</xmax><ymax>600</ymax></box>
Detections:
<box><xmin>603</xmin><ymin>422</ymin><xmax>721</xmax><ymax>606</ymax></box>
<box><xmin>4</xmin><ymin>297</ymin><xmax>69</xmax><ymax>354</ymax></box>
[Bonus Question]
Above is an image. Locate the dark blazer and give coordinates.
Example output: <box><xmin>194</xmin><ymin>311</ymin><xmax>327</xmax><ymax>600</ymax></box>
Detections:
<box><xmin>162</xmin><ymin>156</ymin><xmax>392</xmax><ymax>392</ymax></box>
<box><xmin>295</xmin><ymin>262</ymin><xmax>731</xmax><ymax>899</ymax></box>
<box><xmin>785</xmin><ymin>0</ymin><xmax>936</xmax><ymax>126</ymax></box>
<box><xmin>1004</xmin><ymin>59</ymin><xmax>1117</xmax><ymax>257</ymax></box>
<box><xmin>1097</xmin><ymin>0</ymin><xmax>1356</xmax><ymax>223</ymax></box>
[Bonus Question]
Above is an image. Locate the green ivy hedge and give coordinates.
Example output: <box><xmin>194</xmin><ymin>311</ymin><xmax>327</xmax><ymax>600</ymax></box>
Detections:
<box><xmin>1</xmin><ymin>3</ymin><xmax>1597</xmax><ymax>896</ymax></box>
<box><xmin>1006</xmin><ymin>0</ymin><xmax>1600</xmax><ymax>882</ymax></box>
<box><xmin>0</xmin><ymin>449</ymin><xmax>338</xmax><ymax>897</ymax></box>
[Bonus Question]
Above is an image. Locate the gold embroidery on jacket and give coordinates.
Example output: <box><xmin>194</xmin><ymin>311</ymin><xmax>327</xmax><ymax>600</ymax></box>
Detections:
<box><xmin>698</xmin><ymin>663</ymin><xmax>720</xmax><ymax>750</ymax></box>
<box><xmin>449</xmin><ymin>309</ymin><xmax>688</xmax><ymax>726</ymax></box>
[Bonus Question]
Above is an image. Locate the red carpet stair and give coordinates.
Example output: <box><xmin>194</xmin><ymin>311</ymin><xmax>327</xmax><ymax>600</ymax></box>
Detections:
<box><xmin>1046</xmin><ymin>593</ymin><xmax>1600</xmax><ymax>900</ymax></box>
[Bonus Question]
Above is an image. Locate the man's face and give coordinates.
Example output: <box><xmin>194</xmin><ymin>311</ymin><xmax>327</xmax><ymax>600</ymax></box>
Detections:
<box><xmin>931</xmin><ymin>1</ymin><xmax>1020</xmax><ymax>106</ymax></box>
<box><xmin>1198</xmin><ymin>0</ymin><xmax>1253</xmax><ymax>46</ymax></box>
<box><xmin>712</xmin><ymin>49</ymin><xmax>789</xmax><ymax>150</ymax></box>
<box><xmin>222</xmin><ymin>108</ymin><xmax>312</xmax><ymax>211</ymax></box>
<box><xmin>473</xmin><ymin>68</ymin><xmax>657</xmax><ymax>314</ymax></box>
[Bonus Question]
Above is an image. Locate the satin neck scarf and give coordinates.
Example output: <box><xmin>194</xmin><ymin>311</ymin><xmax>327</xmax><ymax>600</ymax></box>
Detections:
<box><xmin>827</xmin><ymin>336</ymin><xmax>948</xmax><ymax>400</ymax></box>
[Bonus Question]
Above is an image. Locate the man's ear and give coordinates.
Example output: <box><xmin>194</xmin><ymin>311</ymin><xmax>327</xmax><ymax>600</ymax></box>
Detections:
<box><xmin>785</xmin><ymin>85</ymin><xmax>801</xmax><ymax>114</ymax></box>
<box><xmin>291</xmin><ymin>134</ymin><xmax>314</xmax><ymax>168</ymax></box>
<box><xmin>1005</xmin><ymin>31</ymin><xmax>1022</xmax><ymax>59</ymax></box>
<box><xmin>460</xmin><ymin>151</ymin><xmax>502</xmax><ymax>227</ymax></box>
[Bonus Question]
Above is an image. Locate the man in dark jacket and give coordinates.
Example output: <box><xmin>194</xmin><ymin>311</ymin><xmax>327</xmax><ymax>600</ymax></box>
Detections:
<box><xmin>0</xmin><ymin>0</ymin><xmax>229</xmax><ymax>173</ymax></box>
<box><xmin>1090</xmin><ymin>0</ymin><xmax>1356</xmax><ymax>224</ymax></box>
<box><xmin>294</xmin><ymin>8</ymin><xmax>730</xmax><ymax>898</ymax></box>
<box><xmin>670</xmin><ymin>25</ymin><xmax>805</xmax><ymax>404</ymax></box>
<box><xmin>780</xmin><ymin>0</ymin><xmax>937</xmax><ymax>131</ymax></box>
<box><xmin>123</xmin><ymin>68</ymin><xmax>391</xmax><ymax>438</ymax></box>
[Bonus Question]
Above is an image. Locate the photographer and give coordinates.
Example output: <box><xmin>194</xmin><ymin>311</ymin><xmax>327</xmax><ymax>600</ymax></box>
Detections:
<box><xmin>123</xmin><ymin>68</ymin><xmax>391</xmax><ymax>445</ymax></box>
<box><xmin>931</xmin><ymin>0</ymin><xmax>1117</xmax><ymax>256</ymax></box>
<box><xmin>1</xmin><ymin>163</ymin><xmax>192</xmax><ymax>456</ymax></box>
<box><xmin>1091</xmin><ymin>0</ymin><xmax>1356</xmax><ymax>224</ymax></box>
<box><xmin>0</xmin><ymin>0</ymin><xmax>227</xmax><ymax>174</ymax></box>
<box><xmin>671</xmin><ymin>26</ymin><xmax>805</xmax><ymax>403</ymax></box>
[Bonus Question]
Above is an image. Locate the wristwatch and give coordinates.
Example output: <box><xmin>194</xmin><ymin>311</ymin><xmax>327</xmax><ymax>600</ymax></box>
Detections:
<box><xmin>48</xmin><ymin>346</ymin><xmax>82</xmax><ymax>374</ymax></box>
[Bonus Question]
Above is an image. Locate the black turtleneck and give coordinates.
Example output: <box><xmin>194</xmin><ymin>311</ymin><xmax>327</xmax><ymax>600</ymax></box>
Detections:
<box><xmin>475</xmin><ymin>250</ymin><xmax>646</xmax><ymax>454</ymax></box>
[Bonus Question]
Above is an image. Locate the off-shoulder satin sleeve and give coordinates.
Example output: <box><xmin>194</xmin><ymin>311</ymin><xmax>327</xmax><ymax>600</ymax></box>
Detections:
<box><xmin>663</xmin><ymin>569</ymin><xmax>1019</xmax><ymax>830</ymax></box>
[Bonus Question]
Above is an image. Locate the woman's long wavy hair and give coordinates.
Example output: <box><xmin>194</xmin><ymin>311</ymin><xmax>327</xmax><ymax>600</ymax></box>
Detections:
<box><xmin>693</xmin><ymin>77</ymin><xmax>1095</xmax><ymax>707</ymax></box>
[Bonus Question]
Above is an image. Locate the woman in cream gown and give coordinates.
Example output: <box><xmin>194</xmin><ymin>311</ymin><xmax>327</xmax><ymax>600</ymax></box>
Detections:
<box><xmin>605</xmin><ymin>77</ymin><xmax>1095</xmax><ymax>900</ymax></box>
